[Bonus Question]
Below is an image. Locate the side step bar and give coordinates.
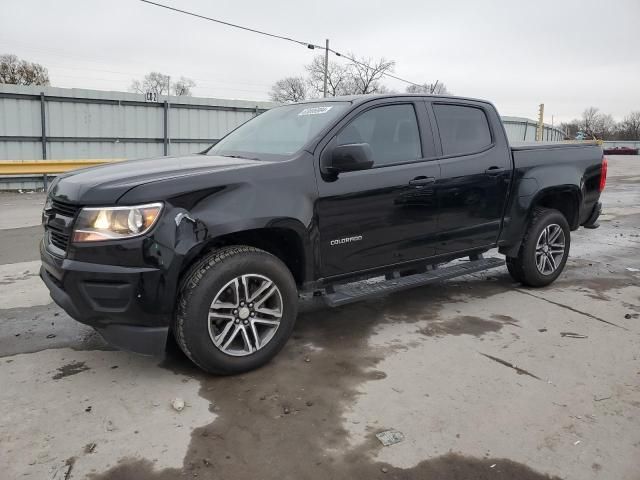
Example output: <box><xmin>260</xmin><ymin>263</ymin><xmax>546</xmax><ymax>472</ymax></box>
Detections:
<box><xmin>322</xmin><ymin>257</ymin><xmax>504</xmax><ymax>307</ymax></box>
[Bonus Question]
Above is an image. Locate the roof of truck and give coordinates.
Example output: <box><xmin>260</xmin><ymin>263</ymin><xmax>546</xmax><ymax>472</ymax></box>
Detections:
<box><xmin>291</xmin><ymin>93</ymin><xmax>494</xmax><ymax>107</ymax></box>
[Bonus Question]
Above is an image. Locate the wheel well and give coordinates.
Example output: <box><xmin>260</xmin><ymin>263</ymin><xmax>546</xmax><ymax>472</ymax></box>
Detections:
<box><xmin>183</xmin><ymin>228</ymin><xmax>306</xmax><ymax>286</ymax></box>
<box><xmin>533</xmin><ymin>189</ymin><xmax>579</xmax><ymax>229</ymax></box>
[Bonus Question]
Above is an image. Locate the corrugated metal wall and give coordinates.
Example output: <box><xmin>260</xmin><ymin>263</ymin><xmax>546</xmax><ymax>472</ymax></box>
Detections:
<box><xmin>1</xmin><ymin>84</ymin><xmax>571</xmax><ymax>163</ymax></box>
<box><xmin>501</xmin><ymin>116</ymin><xmax>566</xmax><ymax>142</ymax></box>
<box><xmin>0</xmin><ymin>84</ymin><xmax>273</xmax><ymax>161</ymax></box>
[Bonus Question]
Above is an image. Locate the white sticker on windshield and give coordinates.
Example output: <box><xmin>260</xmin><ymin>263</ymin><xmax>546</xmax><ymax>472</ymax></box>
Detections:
<box><xmin>298</xmin><ymin>106</ymin><xmax>333</xmax><ymax>116</ymax></box>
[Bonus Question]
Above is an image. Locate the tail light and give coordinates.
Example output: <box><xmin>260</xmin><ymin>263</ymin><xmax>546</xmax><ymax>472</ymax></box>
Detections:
<box><xmin>599</xmin><ymin>156</ymin><xmax>608</xmax><ymax>192</ymax></box>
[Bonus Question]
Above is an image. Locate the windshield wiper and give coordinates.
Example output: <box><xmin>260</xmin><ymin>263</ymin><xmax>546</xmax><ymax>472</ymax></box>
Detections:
<box><xmin>219</xmin><ymin>154</ymin><xmax>260</xmax><ymax>161</ymax></box>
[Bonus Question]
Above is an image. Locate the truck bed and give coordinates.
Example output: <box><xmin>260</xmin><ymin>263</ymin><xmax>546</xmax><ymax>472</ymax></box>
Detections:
<box><xmin>510</xmin><ymin>141</ymin><xmax>599</xmax><ymax>151</ymax></box>
<box><xmin>510</xmin><ymin>141</ymin><xmax>602</xmax><ymax>171</ymax></box>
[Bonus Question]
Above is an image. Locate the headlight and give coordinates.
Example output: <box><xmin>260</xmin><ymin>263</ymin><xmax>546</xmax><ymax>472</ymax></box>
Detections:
<box><xmin>72</xmin><ymin>203</ymin><xmax>163</xmax><ymax>242</ymax></box>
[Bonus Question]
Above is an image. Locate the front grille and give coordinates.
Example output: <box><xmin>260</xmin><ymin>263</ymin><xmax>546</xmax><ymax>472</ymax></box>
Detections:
<box><xmin>49</xmin><ymin>229</ymin><xmax>70</xmax><ymax>251</ymax></box>
<box><xmin>45</xmin><ymin>198</ymin><xmax>81</xmax><ymax>254</ymax></box>
<box><xmin>51</xmin><ymin>199</ymin><xmax>80</xmax><ymax>218</ymax></box>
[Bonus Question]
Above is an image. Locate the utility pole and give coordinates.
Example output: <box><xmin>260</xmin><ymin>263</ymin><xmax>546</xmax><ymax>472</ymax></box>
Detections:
<box><xmin>536</xmin><ymin>103</ymin><xmax>545</xmax><ymax>142</ymax></box>
<box><xmin>323</xmin><ymin>38</ymin><xmax>329</xmax><ymax>98</ymax></box>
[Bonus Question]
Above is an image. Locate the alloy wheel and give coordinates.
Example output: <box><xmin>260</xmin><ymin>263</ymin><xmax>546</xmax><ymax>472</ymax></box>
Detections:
<box><xmin>207</xmin><ymin>274</ymin><xmax>283</xmax><ymax>356</ymax></box>
<box><xmin>535</xmin><ymin>224</ymin><xmax>566</xmax><ymax>275</ymax></box>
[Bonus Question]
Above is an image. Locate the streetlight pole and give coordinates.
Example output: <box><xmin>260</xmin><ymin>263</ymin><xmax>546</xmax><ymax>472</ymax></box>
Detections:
<box><xmin>323</xmin><ymin>38</ymin><xmax>329</xmax><ymax>98</ymax></box>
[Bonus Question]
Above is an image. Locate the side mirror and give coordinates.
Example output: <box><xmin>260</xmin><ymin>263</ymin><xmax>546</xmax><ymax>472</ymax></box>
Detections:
<box><xmin>326</xmin><ymin>143</ymin><xmax>374</xmax><ymax>174</ymax></box>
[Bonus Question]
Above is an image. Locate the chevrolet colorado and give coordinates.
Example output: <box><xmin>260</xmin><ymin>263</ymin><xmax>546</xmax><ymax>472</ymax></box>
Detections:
<box><xmin>40</xmin><ymin>94</ymin><xmax>606</xmax><ymax>374</ymax></box>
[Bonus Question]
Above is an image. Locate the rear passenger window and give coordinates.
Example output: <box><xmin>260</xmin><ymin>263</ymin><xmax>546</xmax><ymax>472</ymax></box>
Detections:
<box><xmin>433</xmin><ymin>104</ymin><xmax>492</xmax><ymax>156</ymax></box>
<box><xmin>337</xmin><ymin>104</ymin><xmax>421</xmax><ymax>166</ymax></box>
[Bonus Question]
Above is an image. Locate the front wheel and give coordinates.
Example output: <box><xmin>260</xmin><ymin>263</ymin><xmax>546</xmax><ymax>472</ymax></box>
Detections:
<box><xmin>174</xmin><ymin>246</ymin><xmax>298</xmax><ymax>375</ymax></box>
<box><xmin>506</xmin><ymin>208</ymin><xmax>570</xmax><ymax>287</ymax></box>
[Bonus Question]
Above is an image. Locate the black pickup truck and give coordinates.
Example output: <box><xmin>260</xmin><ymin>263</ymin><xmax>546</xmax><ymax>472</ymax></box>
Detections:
<box><xmin>40</xmin><ymin>94</ymin><xmax>606</xmax><ymax>374</ymax></box>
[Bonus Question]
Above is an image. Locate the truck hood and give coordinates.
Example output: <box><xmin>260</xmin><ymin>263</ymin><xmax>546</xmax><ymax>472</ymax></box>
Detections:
<box><xmin>49</xmin><ymin>154</ymin><xmax>263</xmax><ymax>204</ymax></box>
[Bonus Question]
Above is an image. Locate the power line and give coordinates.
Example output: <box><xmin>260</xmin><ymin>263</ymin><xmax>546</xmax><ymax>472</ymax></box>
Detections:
<box><xmin>138</xmin><ymin>0</ymin><xmax>425</xmax><ymax>89</ymax></box>
<box><xmin>139</xmin><ymin>0</ymin><xmax>316</xmax><ymax>48</ymax></box>
<box><xmin>326</xmin><ymin>48</ymin><xmax>423</xmax><ymax>88</ymax></box>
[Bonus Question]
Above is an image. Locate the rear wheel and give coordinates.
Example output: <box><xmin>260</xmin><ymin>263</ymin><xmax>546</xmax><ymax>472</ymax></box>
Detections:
<box><xmin>174</xmin><ymin>246</ymin><xmax>298</xmax><ymax>375</ymax></box>
<box><xmin>506</xmin><ymin>208</ymin><xmax>570</xmax><ymax>287</ymax></box>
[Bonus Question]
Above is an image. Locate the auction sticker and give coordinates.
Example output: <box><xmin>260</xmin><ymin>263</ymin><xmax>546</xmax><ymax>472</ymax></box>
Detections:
<box><xmin>298</xmin><ymin>106</ymin><xmax>333</xmax><ymax>116</ymax></box>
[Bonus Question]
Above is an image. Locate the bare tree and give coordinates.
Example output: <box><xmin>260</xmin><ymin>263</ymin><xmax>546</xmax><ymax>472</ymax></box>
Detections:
<box><xmin>594</xmin><ymin>113</ymin><xmax>616</xmax><ymax>140</ymax></box>
<box><xmin>0</xmin><ymin>54</ymin><xmax>50</xmax><ymax>86</ymax></box>
<box><xmin>305</xmin><ymin>55</ymin><xmax>350</xmax><ymax>97</ymax></box>
<box><xmin>619</xmin><ymin>111</ymin><xmax>640</xmax><ymax>140</ymax></box>
<box><xmin>303</xmin><ymin>54</ymin><xmax>397</xmax><ymax>97</ymax></box>
<box><xmin>406</xmin><ymin>82</ymin><xmax>450</xmax><ymax>95</ymax></box>
<box><xmin>376</xmin><ymin>85</ymin><xmax>400</xmax><ymax>94</ymax></box>
<box><xmin>269</xmin><ymin>76</ymin><xmax>307</xmax><ymax>103</ymax></box>
<box><xmin>578</xmin><ymin>107</ymin><xmax>618</xmax><ymax>140</ymax></box>
<box><xmin>130</xmin><ymin>72</ymin><xmax>196</xmax><ymax>96</ymax></box>
<box><xmin>556</xmin><ymin>109</ymin><xmax>640</xmax><ymax>141</ymax></box>
<box><xmin>560</xmin><ymin>120</ymin><xmax>580</xmax><ymax>139</ymax></box>
<box><xmin>344</xmin><ymin>55</ymin><xmax>395</xmax><ymax>95</ymax></box>
<box><xmin>173</xmin><ymin>76</ymin><xmax>195</xmax><ymax>96</ymax></box>
<box><xmin>563</xmin><ymin>110</ymin><xmax>640</xmax><ymax>141</ymax></box>
<box><xmin>130</xmin><ymin>72</ymin><xmax>169</xmax><ymax>96</ymax></box>
<box><xmin>580</xmin><ymin>107</ymin><xmax>601</xmax><ymax>138</ymax></box>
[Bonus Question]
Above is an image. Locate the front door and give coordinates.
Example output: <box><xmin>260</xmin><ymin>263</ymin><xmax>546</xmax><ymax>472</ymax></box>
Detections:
<box><xmin>430</xmin><ymin>102</ymin><xmax>512</xmax><ymax>254</ymax></box>
<box><xmin>316</xmin><ymin>101</ymin><xmax>440</xmax><ymax>278</ymax></box>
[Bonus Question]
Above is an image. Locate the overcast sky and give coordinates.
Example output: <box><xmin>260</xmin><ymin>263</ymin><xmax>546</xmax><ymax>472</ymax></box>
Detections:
<box><xmin>1</xmin><ymin>0</ymin><xmax>638</xmax><ymax>122</ymax></box>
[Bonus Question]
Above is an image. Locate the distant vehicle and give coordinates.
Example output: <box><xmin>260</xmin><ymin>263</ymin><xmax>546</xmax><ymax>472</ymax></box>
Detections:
<box><xmin>40</xmin><ymin>94</ymin><xmax>606</xmax><ymax>374</ymax></box>
<box><xmin>603</xmin><ymin>146</ymin><xmax>638</xmax><ymax>155</ymax></box>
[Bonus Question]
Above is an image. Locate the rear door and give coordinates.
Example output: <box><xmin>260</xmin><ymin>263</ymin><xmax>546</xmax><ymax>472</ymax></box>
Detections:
<box><xmin>429</xmin><ymin>101</ymin><xmax>512</xmax><ymax>254</ymax></box>
<box><xmin>316</xmin><ymin>99</ymin><xmax>440</xmax><ymax>278</ymax></box>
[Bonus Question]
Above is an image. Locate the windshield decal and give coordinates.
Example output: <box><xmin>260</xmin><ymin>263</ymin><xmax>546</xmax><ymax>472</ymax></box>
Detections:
<box><xmin>298</xmin><ymin>106</ymin><xmax>333</xmax><ymax>116</ymax></box>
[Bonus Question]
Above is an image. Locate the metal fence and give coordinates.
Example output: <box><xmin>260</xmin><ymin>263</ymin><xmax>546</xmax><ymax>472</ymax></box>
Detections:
<box><xmin>501</xmin><ymin>116</ymin><xmax>565</xmax><ymax>142</ymax></box>
<box><xmin>0</xmin><ymin>84</ymin><xmax>273</xmax><ymax>161</ymax></box>
<box><xmin>1</xmin><ymin>85</ymin><xmax>583</xmax><ymax>190</ymax></box>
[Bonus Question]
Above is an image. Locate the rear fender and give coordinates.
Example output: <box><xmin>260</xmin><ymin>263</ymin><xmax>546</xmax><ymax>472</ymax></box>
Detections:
<box><xmin>499</xmin><ymin>163</ymin><xmax>583</xmax><ymax>257</ymax></box>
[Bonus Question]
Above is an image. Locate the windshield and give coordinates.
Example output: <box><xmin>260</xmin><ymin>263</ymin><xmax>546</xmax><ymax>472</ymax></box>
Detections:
<box><xmin>207</xmin><ymin>102</ymin><xmax>349</xmax><ymax>158</ymax></box>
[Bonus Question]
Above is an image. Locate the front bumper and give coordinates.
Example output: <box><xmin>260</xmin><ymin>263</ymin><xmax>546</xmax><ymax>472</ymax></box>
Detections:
<box><xmin>39</xmin><ymin>241</ymin><xmax>170</xmax><ymax>355</ymax></box>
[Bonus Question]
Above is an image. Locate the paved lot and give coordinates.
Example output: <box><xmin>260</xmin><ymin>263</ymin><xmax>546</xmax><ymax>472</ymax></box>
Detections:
<box><xmin>0</xmin><ymin>157</ymin><xmax>638</xmax><ymax>480</ymax></box>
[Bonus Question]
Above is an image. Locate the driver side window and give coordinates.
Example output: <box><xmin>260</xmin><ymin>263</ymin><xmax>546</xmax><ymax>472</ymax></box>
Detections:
<box><xmin>336</xmin><ymin>104</ymin><xmax>422</xmax><ymax>167</ymax></box>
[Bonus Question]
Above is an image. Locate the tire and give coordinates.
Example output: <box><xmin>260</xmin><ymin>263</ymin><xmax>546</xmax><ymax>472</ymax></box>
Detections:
<box><xmin>174</xmin><ymin>246</ymin><xmax>298</xmax><ymax>375</ymax></box>
<box><xmin>506</xmin><ymin>256</ymin><xmax>525</xmax><ymax>283</ymax></box>
<box><xmin>506</xmin><ymin>208</ymin><xmax>570</xmax><ymax>287</ymax></box>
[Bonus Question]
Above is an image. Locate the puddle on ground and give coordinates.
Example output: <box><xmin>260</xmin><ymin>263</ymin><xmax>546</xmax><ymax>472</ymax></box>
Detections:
<box><xmin>558</xmin><ymin>274</ymin><xmax>638</xmax><ymax>302</ymax></box>
<box><xmin>418</xmin><ymin>315</ymin><xmax>506</xmax><ymax>337</ymax></box>
<box><xmin>0</xmin><ymin>303</ymin><xmax>112</xmax><ymax>357</ymax></box>
<box><xmin>92</xmin><ymin>451</ymin><xmax>560</xmax><ymax>480</ymax></box>
<box><xmin>89</xmin><ymin>278</ymin><xmax>559</xmax><ymax>480</ymax></box>
<box><xmin>52</xmin><ymin>360</ymin><xmax>90</xmax><ymax>380</ymax></box>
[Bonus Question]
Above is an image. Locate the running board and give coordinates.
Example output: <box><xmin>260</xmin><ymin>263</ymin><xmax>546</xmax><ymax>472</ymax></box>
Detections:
<box><xmin>322</xmin><ymin>257</ymin><xmax>504</xmax><ymax>307</ymax></box>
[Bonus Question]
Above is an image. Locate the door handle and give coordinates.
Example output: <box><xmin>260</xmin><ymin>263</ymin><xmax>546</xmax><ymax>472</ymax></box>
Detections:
<box><xmin>409</xmin><ymin>176</ymin><xmax>436</xmax><ymax>187</ymax></box>
<box><xmin>484</xmin><ymin>166</ymin><xmax>507</xmax><ymax>176</ymax></box>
